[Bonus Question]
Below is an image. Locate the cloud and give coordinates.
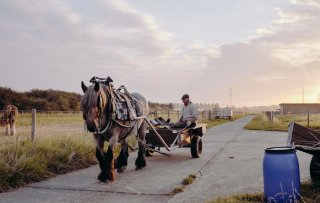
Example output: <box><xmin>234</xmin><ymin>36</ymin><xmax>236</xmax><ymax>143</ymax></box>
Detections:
<box><xmin>0</xmin><ymin>0</ymin><xmax>177</xmax><ymax>92</ymax></box>
<box><xmin>1</xmin><ymin>0</ymin><xmax>320</xmax><ymax>106</ymax></box>
<box><xmin>195</xmin><ymin>0</ymin><xmax>320</xmax><ymax>105</ymax></box>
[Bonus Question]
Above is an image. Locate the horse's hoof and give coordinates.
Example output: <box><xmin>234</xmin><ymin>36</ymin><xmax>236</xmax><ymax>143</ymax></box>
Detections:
<box><xmin>97</xmin><ymin>179</ymin><xmax>113</xmax><ymax>184</ymax></box>
<box><xmin>97</xmin><ymin>176</ymin><xmax>114</xmax><ymax>184</ymax></box>
<box><xmin>117</xmin><ymin>166</ymin><xmax>127</xmax><ymax>173</ymax></box>
<box><xmin>135</xmin><ymin>166</ymin><xmax>145</xmax><ymax>171</ymax></box>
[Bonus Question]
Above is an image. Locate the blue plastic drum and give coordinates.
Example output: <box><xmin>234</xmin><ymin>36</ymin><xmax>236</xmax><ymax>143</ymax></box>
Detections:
<box><xmin>263</xmin><ymin>147</ymin><xmax>300</xmax><ymax>203</ymax></box>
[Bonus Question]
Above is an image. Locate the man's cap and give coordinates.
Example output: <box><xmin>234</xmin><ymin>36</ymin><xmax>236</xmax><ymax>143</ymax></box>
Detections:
<box><xmin>181</xmin><ymin>94</ymin><xmax>189</xmax><ymax>100</ymax></box>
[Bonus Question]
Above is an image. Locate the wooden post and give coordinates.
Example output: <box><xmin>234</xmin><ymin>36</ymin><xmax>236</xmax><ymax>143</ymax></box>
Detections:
<box><xmin>208</xmin><ymin>110</ymin><xmax>212</xmax><ymax>121</ymax></box>
<box><xmin>307</xmin><ymin>111</ymin><xmax>310</xmax><ymax>127</ymax></box>
<box><xmin>167</xmin><ymin>110</ymin><xmax>170</xmax><ymax>119</ymax></box>
<box><xmin>31</xmin><ymin>109</ymin><xmax>36</xmax><ymax>142</ymax></box>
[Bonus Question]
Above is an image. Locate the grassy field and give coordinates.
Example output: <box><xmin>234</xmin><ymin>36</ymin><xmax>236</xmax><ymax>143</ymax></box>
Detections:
<box><xmin>0</xmin><ymin>111</ymin><xmax>85</xmax><ymax>145</ymax></box>
<box><xmin>245</xmin><ymin>114</ymin><xmax>320</xmax><ymax>132</ymax></box>
<box><xmin>16</xmin><ymin>111</ymin><xmax>83</xmax><ymax>126</ymax></box>
<box><xmin>210</xmin><ymin>181</ymin><xmax>320</xmax><ymax>203</ymax></box>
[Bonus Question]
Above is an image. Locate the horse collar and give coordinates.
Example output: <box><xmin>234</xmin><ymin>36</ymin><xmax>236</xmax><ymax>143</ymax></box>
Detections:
<box><xmin>96</xmin><ymin>85</ymin><xmax>119</xmax><ymax>135</ymax></box>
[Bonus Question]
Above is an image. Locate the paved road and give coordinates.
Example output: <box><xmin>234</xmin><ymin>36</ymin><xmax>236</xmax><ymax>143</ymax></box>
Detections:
<box><xmin>0</xmin><ymin>116</ymin><xmax>312</xmax><ymax>203</ymax></box>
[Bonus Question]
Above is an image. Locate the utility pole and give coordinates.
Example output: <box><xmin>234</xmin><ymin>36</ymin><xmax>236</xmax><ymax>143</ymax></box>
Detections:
<box><xmin>229</xmin><ymin>88</ymin><xmax>232</xmax><ymax>107</ymax></box>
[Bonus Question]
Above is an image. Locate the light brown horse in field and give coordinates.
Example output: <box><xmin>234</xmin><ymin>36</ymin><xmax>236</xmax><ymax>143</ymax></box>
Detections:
<box><xmin>0</xmin><ymin>105</ymin><xmax>18</xmax><ymax>136</ymax></box>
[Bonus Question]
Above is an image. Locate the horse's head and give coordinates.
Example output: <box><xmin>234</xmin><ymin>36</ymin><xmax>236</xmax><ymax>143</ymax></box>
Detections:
<box><xmin>80</xmin><ymin>81</ymin><xmax>109</xmax><ymax>133</ymax></box>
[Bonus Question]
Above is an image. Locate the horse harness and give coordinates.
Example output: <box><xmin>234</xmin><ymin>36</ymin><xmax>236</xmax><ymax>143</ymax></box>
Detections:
<box><xmin>92</xmin><ymin>78</ymin><xmax>139</xmax><ymax>138</ymax></box>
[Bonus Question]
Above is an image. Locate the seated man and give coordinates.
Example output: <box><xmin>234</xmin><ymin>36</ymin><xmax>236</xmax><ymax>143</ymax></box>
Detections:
<box><xmin>149</xmin><ymin>94</ymin><xmax>198</xmax><ymax>129</ymax></box>
<box><xmin>172</xmin><ymin>94</ymin><xmax>199</xmax><ymax>128</ymax></box>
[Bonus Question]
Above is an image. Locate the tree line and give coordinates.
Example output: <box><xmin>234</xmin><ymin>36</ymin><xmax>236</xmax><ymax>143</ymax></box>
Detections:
<box><xmin>0</xmin><ymin>87</ymin><xmax>81</xmax><ymax>111</ymax></box>
<box><xmin>0</xmin><ymin>87</ymin><xmax>178</xmax><ymax>111</ymax></box>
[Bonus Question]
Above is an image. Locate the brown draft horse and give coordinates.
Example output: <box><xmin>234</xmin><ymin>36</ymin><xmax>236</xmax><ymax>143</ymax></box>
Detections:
<box><xmin>0</xmin><ymin>105</ymin><xmax>18</xmax><ymax>136</ymax></box>
<box><xmin>81</xmin><ymin>80</ymin><xmax>149</xmax><ymax>183</ymax></box>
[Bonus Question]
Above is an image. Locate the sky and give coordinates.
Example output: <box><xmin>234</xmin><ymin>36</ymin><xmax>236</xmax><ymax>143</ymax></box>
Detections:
<box><xmin>1</xmin><ymin>0</ymin><xmax>320</xmax><ymax>107</ymax></box>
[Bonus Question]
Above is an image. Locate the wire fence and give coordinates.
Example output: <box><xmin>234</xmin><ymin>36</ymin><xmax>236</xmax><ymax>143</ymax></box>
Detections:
<box><xmin>148</xmin><ymin>109</ymin><xmax>228</xmax><ymax>122</ymax></box>
<box><xmin>262</xmin><ymin>111</ymin><xmax>320</xmax><ymax>128</ymax></box>
<box><xmin>0</xmin><ymin>109</ymin><xmax>232</xmax><ymax>148</ymax></box>
<box><xmin>0</xmin><ymin>110</ymin><xmax>90</xmax><ymax>148</ymax></box>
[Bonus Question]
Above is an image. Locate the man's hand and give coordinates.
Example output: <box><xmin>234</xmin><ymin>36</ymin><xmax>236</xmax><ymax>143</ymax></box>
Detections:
<box><xmin>187</xmin><ymin>121</ymin><xmax>192</xmax><ymax>126</ymax></box>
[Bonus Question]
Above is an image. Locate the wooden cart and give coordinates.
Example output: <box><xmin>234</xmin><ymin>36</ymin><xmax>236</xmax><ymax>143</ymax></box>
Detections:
<box><xmin>145</xmin><ymin>124</ymin><xmax>206</xmax><ymax>158</ymax></box>
<box><xmin>287</xmin><ymin>122</ymin><xmax>320</xmax><ymax>182</ymax></box>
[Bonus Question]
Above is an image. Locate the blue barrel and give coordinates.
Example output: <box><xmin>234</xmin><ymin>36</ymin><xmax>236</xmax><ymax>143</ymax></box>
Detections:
<box><xmin>263</xmin><ymin>147</ymin><xmax>300</xmax><ymax>203</ymax></box>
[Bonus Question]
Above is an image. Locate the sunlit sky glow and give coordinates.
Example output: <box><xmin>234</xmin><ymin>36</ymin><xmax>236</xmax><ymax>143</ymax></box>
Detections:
<box><xmin>1</xmin><ymin>0</ymin><xmax>320</xmax><ymax>107</ymax></box>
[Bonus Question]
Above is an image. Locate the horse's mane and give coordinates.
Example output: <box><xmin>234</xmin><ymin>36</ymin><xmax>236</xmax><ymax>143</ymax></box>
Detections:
<box><xmin>80</xmin><ymin>84</ymin><xmax>109</xmax><ymax>110</ymax></box>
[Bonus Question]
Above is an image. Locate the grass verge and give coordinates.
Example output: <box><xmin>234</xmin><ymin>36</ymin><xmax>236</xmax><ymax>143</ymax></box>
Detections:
<box><xmin>245</xmin><ymin>114</ymin><xmax>320</xmax><ymax>132</ymax></box>
<box><xmin>244</xmin><ymin>115</ymin><xmax>288</xmax><ymax>132</ymax></box>
<box><xmin>0</xmin><ymin>137</ymin><xmax>96</xmax><ymax>193</ymax></box>
<box><xmin>209</xmin><ymin>181</ymin><xmax>320</xmax><ymax>203</ymax></box>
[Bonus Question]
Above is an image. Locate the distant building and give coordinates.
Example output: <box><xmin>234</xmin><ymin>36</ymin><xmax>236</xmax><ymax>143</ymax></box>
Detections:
<box><xmin>279</xmin><ymin>103</ymin><xmax>320</xmax><ymax>115</ymax></box>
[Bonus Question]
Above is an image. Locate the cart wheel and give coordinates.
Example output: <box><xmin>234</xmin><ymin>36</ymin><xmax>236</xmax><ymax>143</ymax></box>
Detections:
<box><xmin>146</xmin><ymin>149</ymin><xmax>152</xmax><ymax>157</ymax></box>
<box><xmin>310</xmin><ymin>155</ymin><xmax>320</xmax><ymax>182</ymax></box>
<box><xmin>191</xmin><ymin>136</ymin><xmax>202</xmax><ymax>158</ymax></box>
<box><xmin>145</xmin><ymin>146</ymin><xmax>155</xmax><ymax>157</ymax></box>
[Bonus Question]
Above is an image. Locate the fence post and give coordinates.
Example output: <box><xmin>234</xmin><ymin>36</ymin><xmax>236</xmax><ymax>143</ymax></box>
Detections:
<box><xmin>307</xmin><ymin>111</ymin><xmax>310</xmax><ymax>127</ymax></box>
<box><xmin>167</xmin><ymin>110</ymin><xmax>170</xmax><ymax>119</ymax></box>
<box><xmin>208</xmin><ymin>110</ymin><xmax>212</xmax><ymax>121</ymax></box>
<box><xmin>31</xmin><ymin>108</ymin><xmax>36</xmax><ymax>142</ymax></box>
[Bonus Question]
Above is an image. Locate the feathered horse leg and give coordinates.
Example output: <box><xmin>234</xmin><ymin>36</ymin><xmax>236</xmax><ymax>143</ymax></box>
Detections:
<box><xmin>135</xmin><ymin>120</ymin><xmax>147</xmax><ymax>170</ymax></box>
<box><xmin>95</xmin><ymin>134</ymin><xmax>116</xmax><ymax>183</ymax></box>
<box><xmin>116</xmin><ymin>139</ymin><xmax>129</xmax><ymax>173</ymax></box>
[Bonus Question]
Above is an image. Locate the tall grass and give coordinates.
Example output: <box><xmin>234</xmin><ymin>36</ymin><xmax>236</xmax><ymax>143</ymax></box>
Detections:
<box><xmin>0</xmin><ymin>131</ymin><xmax>138</xmax><ymax>193</ymax></box>
<box><xmin>209</xmin><ymin>181</ymin><xmax>320</xmax><ymax>203</ymax></box>
<box><xmin>0</xmin><ymin>136</ymin><xmax>96</xmax><ymax>193</ymax></box>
